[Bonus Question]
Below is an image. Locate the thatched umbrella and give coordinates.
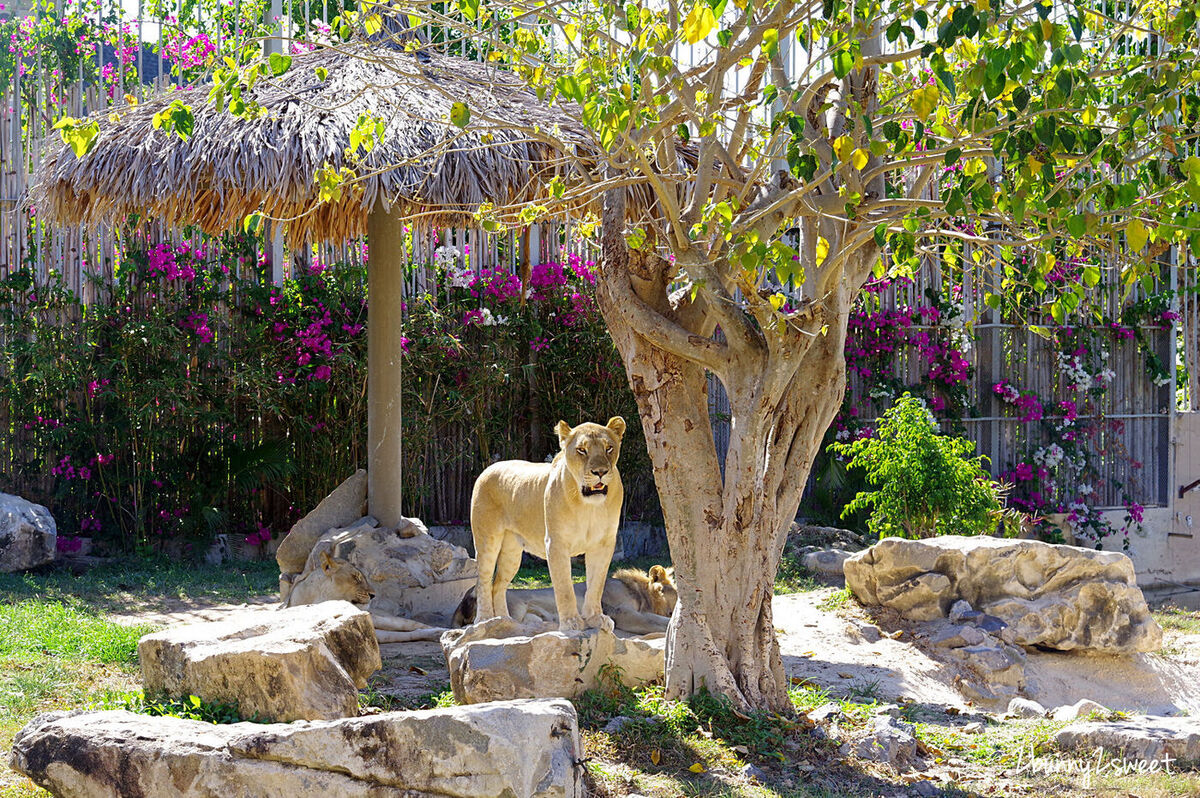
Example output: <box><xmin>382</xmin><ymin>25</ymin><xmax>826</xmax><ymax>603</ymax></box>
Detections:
<box><xmin>32</xmin><ymin>42</ymin><xmax>603</xmax><ymax>527</ymax></box>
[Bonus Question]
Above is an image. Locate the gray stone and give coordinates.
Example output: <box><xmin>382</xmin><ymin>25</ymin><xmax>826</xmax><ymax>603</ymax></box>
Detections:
<box><xmin>311</xmin><ymin>518</ymin><xmax>477</xmax><ymax>625</ymax></box>
<box><xmin>1005</xmin><ymin>697</ymin><xmax>1048</xmax><ymax>719</ymax></box>
<box><xmin>442</xmin><ymin>618</ymin><xmax>664</xmax><ymax>704</ymax></box>
<box><xmin>428</xmin><ymin>524</ymin><xmax>474</xmax><ymax>554</ymax></box>
<box><xmin>9</xmin><ymin>700</ymin><xmax>583</xmax><ymax>798</ymax></box>
<box><xmin>275</xmin><ymin>470</ymin><xmax>367</xmax><ymax>575</ymax></box>
<box><xmin>951</xmin><ymin>642</ymin><xmax>1025</xmax><ymax>705</ymax></box>
<box><xmin>808</xmin><ymin>702</ymin><xmax>842</xmax><ymax>723</ymax></box>
<box><xmin>844</xmin><ymin>536</ymin><xmax>1162</xmax><ymax>653</ymax></box>
<box><xmin>603</xmin><ymin>715</ymin><xmax>637</xmax><ymax>734</ymax></box>
<box><xmin>948</xmin><ymin>600</ymin><xmax>974</xmax><ymax>623</ymax></box>
<box><xmin>911</xmin><ymin>781</ymin><xmax>941</xmax><ymax>797</ymax></box>
<box><xmin>616</xmin><ymin>521</ymin><xmax>668</xmax><ymax>559</ymax></box>
<box><xmin>1055</xmin><ymin>715</ymin><xmax>1200</xmax><ymax>761</ymax></box>
<box><xmin>802</xmin><ymin>548</ymin><xmax>852</xmax><ymax>577</ymax></box>
<box><xmin>929</xmin><ymin>622</ymin><xmax>987</xmax><ymax>649</ymax></box>
<box><xmin>741</xmin><ymin>762</ymin><xmax>768</xmax><ymax>781</ymax></box>
<box><xmin>0</xmin><ymin>493</ymin><xmax>56</xmax><ymax>572</ymax></box>
<box><xmin>1051</xmin><ymin>699</ymin><xmax>1109</xmax><ymax>723</ymax></box>
<box><xmin>963</xmin><ymin>722</ymin><xmax>984</xmax><ymax>734</ymax></box>
<box><xmin>138</xmin><ymin>601</ymin><xmax>379</xmax><ymax>723</ymax></box>
<box><xmin>851</xmin><ymin>715</ymin><xmax>920</xmax><ymax>767</ymax></box>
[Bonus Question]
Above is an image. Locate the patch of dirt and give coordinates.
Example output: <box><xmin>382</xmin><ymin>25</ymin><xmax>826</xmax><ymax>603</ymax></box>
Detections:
<box><xmin>107</xmin><ymin>596</ymin><xmax>280</xmax><ymax>628</ymax></box>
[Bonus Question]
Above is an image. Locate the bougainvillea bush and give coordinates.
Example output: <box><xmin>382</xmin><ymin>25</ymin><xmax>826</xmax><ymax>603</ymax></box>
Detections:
<box><xmin>0</xmin><ymin>232</ymin><xmax>644</xmax><ymax>555</ymax></box>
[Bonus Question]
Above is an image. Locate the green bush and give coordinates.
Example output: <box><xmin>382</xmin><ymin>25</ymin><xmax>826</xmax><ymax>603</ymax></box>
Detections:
<box><xmin>828</xmin><ymin>393</ymin><xmax>1002</xmax><ymax>539</ymax></box>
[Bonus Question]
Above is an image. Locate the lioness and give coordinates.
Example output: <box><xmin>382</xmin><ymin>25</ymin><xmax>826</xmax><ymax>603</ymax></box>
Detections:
<box><xmin>471</xmin><ymin>417</ymin><xmax>626</xmax><ymax>632</ymax></box>
<box><xmin>283</xmin><ymin>550</ymin><xmax>374</xmax><ymax>608</ymax></box>
<box><xmin>453</xmin><ymin>565</ymin><xmax>677</xmax><ymax>634</ymax></box>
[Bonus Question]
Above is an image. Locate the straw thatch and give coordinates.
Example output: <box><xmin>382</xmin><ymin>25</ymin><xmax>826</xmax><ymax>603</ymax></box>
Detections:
<box><xmin>33</xmin><ymin>44</ymin><xmax>607</xmax><ymax>242</ymax></box>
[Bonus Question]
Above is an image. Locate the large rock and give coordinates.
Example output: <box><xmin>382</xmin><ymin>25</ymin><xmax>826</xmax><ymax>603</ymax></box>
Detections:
<box><xmin>844</xmin><ymin>536</ymin><xmax>1162</xmax><ymax>653</ymax></box>
<box><xmin>1055</xmin><ymin>716</ymin><xmax>1200</xmax><ymax>762</ymax></box>
<box><xmin>10</xmin><ymin>699</ymin><xmax>582</xmax><ymax>798</ymax></box>
<box><xmin>0</xmin><ymin>493</ymin><xmax>56</xmax><ymax>572</ymax></box>
<box><xmin>309</xmin><ymin>517</ymin><xmax>477</xmax><ymax>625</ymax></box>
<box><xmin>442</xmin><ymin>617</ymin><xmax>664</xmax><ymax>704</ymax></box>
<box><xmin>275</xmin><ymin>469</ymin><xmax>367</xmax><ymax>575</ymax></box>
<box><xmin>138</xmin><ymin>601</ymin><xmax>379</xmax><ymax>722</ymax></box>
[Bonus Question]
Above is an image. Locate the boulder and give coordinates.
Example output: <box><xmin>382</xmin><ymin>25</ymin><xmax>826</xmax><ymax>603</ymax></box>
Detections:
<box><xmin>310</xmin><ymin>517</ymin><xmax>477</xmax><ymax>625</ymax></box>
<box><xmin>138</xmin><ymin>601</ymin><xmax>379</xmax><ymax>722</ymax></box>
<box><xmin>1055</xmin><ymin>715</ymin><xmax>1200</xmax><ymax>762</ymax></box>
<box><xmin>1005</xmin><ymin>697</ymin><xmax>1048</xmax><ymax>719</ymax></box>
<box><xmin>0</xmin><ymin>493</ymin><xmax>56</xmax><ymax>572</ymax></box>
<box><xmin>802</xmin><ymin>548</ymin><xmax>852</xmax><ymax>577</ymax></box>
<box><xmin>1051</xmin><ymin>698</ymin><xmax>1109</xmax><ymax>723</ymax></box>
<box><xmin>844</xmin><ymin>536</ymin><xmax>1162</xmax><ymax>653</ymax></box>
<box><xmin>848</xmin><ymin>715</ymin><xmax>920</xmax><ymax>768</ymax></box>
<box><xmin>275</xmin><ymin>469</ymin><xmax>367</xmax><ymax>575</ymax></box>
<box><xmin>428</xmin><ymin>524</ymin><xmax>475</xmax><ymax>554</ymax></box>
<box><xmin>10</xmin><ymin>699</ymin><xmax>583</xmax><ymax>798</ymax></box>
<box><xmin>442</xmin><ymin>617</ymin><xmax>664</xmax><ymax>704</ymax></box>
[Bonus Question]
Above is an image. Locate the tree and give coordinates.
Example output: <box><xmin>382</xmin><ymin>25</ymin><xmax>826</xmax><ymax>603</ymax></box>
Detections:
<box><xmin>364</xmin><ymin>0</ymin><xmax>1200</xmax><ymax>712</ymax></box>
<box><xmin>161</xmin><ymin>0</ymin><xmax>1198</xmax><ymax>711</ymax></box>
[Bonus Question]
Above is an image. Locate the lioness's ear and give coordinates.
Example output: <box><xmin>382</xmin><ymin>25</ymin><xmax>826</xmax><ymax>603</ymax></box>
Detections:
<box><xmin>649</xmin><ymin>564</ymin><xmax>667</xmax><ymax>583</ymax></box>
<box><xmin>555</xmin><ymin>420</ymin><xmax>572</xmax><ymax>448</ymax></box>
<box><xmin>607</xmin><ymin>416</ymin><xmax>627</xmax><ymax>438</ymax></box>
<box><xmin>320</xmin><ymin>550</ymin><xmax>334</xmax><ymax>571</ymax></box>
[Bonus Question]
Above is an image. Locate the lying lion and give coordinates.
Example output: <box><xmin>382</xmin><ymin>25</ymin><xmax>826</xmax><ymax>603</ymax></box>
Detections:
<box><xmin>471</xmin><ymin>417</ymin><xmax>626</xmax><ymax>632</ymax></box>
<box><xmin>453</xmin><ymin>565</ymin><xmax>677</xmax><ymax>635</ymax></box>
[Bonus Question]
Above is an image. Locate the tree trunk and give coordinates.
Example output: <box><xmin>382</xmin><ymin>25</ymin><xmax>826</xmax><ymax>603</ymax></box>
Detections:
<box><xmin>596</xmin><ymin>207</ymin><xmax>854</xmax><ymax>712</ymax></box>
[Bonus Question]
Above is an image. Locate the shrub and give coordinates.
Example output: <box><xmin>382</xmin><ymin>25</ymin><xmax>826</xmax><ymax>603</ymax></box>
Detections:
<box><xmin>828</xmin><ymin>393</ymin><xmax>1002</xmax><ymax>539</ymax></box>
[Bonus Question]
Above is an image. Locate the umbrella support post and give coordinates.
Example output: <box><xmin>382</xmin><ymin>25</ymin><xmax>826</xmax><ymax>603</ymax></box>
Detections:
<box><xmin>366</xmin><ymin>204</ymin><xmax>406</xmax><ymax>528</ymax></box>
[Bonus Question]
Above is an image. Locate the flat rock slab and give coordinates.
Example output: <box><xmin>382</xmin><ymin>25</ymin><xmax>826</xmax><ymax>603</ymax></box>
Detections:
<box><xmin>442</xmin><ymin>617</ymin><xmax>664</xmax><ymax>704</ymax></box>
<box><xmin>139</xmin><ymin>600</ymin><xmax>380</xmax><ymax>722</ymax></box>
<box><xmin>844</xmin><ymin>535</ymin><xmax>1161</xmax><ymax>653</ymax></box>
<box><xmin>10</xmin><ymin>700</ymin><xmax>582</xmax><ymax>798</ymax></box>
<box><xmin>275</xmin><ymin>469</ymin><xmax>367</xmax><ymax>575</ymax></box>
<box><xmin>0</xmin><ymin>493</ymin><xmax>56</xmax><ymax>572</ymax></box>
<box><xmin>1056</xmin><ymin>716</ymin><xmax>1200</xmax><ymax>762</ymax></box>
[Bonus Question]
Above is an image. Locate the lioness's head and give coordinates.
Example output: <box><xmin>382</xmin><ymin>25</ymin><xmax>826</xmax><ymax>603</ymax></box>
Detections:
<box><xmin>315</xmin><ymin>550</ymin><xmax>375</xmax><ymax>606</ymax></box>
<box><xmin>646</xmin><ymin>565</ymin><xmax>678</xmax><ymax>617</ymax></box>
<box><xmin>556</xmin><ymin>416</ymin><xmax>626</xmax><ymax>500</ymax></box>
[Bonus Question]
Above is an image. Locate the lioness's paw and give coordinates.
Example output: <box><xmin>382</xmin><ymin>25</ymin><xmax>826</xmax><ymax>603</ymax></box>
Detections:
<box><xmin>559</xmin><ymin>615</ymin><xmax>586</xmax><ymax>632</ymax></box>
<box><xmin>584</xmin><ymin>613</ymin><xmax>615</xmax><ymax>633</ymax></box>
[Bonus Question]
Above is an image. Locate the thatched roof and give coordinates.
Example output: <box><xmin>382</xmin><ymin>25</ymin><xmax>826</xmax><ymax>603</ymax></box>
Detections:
<box><xmin>33</xmin><ymin>44</ymin><xmax>604</xmax><ymax>242</ymax></box>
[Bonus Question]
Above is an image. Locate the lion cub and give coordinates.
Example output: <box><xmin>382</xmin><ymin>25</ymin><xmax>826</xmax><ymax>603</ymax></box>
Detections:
<box><xmin>471</xmin><ymin>417</ymin><xmax>626</xmax><ymax>632</ymax></box>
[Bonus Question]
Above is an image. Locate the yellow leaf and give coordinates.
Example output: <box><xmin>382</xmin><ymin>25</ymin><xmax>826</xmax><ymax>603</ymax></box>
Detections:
<box><xmin>1025</xmin><ymin>154</ymin><xmax>1043</xmax><ymax>173</ymax></box>
<box><xmin>1040</xmin><ymin>18</ymin><xmax>1053</xmax><ymax>40</ymax></box>
<box><xmin>650</xmin><ymin>749</ymin><xmax>661</xmax><ymax>765</ymax></box>
<box><xmin>1126</xmin><ymin>218</ymin><xmax>1148</xmax><ymax>251</ymax></box>
<box><xmin>973</xmin><ymin>0</ymin><xmax>988</xmax><ymax>10</ymax></box>
<box><xmin>125</xmin><ymin>94</ymin><xmax>138</xmax><ymax>106</ymax></box>
<box><xmin>564</xmin><ymin>23</ymin><xmax>577</xmax><ymax>41</ymax></box>
<box><xmin>851</xmin><ymin>148</ymin><xmax>869</xmax><ymax>171</ymax></box>
<box><xmin>911</xmin><ymin>85</ymin><xmax>939</xmax><ymax>119</ymax></box>
<box><xmin>1183</xmin><ymin>155</ymin><xmax>1200</xmax><ymax>175</ymax></box>
<box><xmin>833</xmin><ymin>135</ymin><xmax>853</xmax><ymax>162</ymax></box>
<box><xmin>816</xmin><ymin>236</ymin><xmax>830</xmax><ymax>265</ymax></box>
<box><xmin>683</xmin><ymin>2</ymin><xmax>716</xmax><ymax>45</ymax></box>
<box><xmin>689</xmin><ymin>762</ymin><xmax>706</xmax><ymax>773</ymax></box>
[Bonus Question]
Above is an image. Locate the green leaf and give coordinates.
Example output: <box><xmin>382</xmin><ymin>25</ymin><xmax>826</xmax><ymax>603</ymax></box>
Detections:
<box><xmin>450</xmin><ymin>102</ymin><xmax>471</xmax><ymax>128</ymax></box>
<box><xmin>873</xmin><ymin>224</ymin><xmax>888</xmax><ymax>247</ymax></box>
<box><xmin>1065</xmin><ymin>214</ymin><xmax>1086</xmax><ymax>238</ymax></box>
<box><xmin>944</xmin><ymin>147</ymin><xmax>962</xmax><ymax>166</ymax></box>
<box><xmin>762</xmin><ymin>28</ymin><xmax>779</xmax><ymax>58</ymax></box>
<box><xmin>243</xmin><ymin>213</ymin><xmax>264</xmax><ymax>235</ymax></box>
<box><xmin>315</xmin><ymin>66</ymin><xmax>329</xmax><ymax>81</ymax></box>
<box><xmin>268</xmin><ymin>53</ymin><xmax>292</xmax><ymax>76</ymax></box>
<box><xmin>1082</xmin><ymin>265</ymin><xmax>1100</xmax><ymax>287</ymax></box>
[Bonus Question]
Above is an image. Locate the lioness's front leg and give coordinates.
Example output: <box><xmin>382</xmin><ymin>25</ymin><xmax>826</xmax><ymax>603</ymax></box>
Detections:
<box><xmin>581</xmin><ymin>545</ymin><xmax>615</xmax><ymax>633</ymax></box>
<box><xmin>546</xmin><ymin>535</ymin><xmax>584</xmax><ymax>632</ymax></box>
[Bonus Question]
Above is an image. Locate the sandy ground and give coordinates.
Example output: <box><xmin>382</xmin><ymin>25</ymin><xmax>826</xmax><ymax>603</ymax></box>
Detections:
<box><xmin>111</xmin><ymin>587</ymin><xmax>1200</xmax><ymax>715</ymax></box>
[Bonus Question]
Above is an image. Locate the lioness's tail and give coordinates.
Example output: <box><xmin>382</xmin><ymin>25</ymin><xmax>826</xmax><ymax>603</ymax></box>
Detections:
<box><xmin>452</xmin><ymin>585</ymin><xmax>478</xmax><ymax>627</ymax></box>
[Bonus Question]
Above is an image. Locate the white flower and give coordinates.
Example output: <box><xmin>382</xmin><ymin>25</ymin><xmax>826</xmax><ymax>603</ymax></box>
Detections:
<box><xmin>479</xmin><ymin>308</ymin><xmax>496</xmax><ymax>326</ymax></box>
<box><xmin>1079</xmin><ymin>484</ymin><xmax>1094</xmax><ymax>496</ymax></box>
<box><xmin>835</xmin><ymin>429</ymin><xmax>851</xmax><ymax>441</ymax></box>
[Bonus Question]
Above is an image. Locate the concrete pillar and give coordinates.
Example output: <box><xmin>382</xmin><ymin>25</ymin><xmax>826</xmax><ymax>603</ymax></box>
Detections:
<box><xmin>367</xmin><ymin>204</ymin><xmax>405</xmax><ymax>527</ymax></box>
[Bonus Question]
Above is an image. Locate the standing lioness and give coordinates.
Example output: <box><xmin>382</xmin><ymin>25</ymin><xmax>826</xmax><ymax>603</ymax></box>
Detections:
<box><xmin>471</xmin><ymin>417</ymin><xmax>626</xmax><ymax>632</ymax></box>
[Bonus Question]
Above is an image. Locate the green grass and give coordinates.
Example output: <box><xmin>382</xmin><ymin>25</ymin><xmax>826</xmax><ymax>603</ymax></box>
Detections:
<box><xmin>0</xmin><ymin>600</ymin><xmax>155</xmax><ymax>664</ymax></box>
<box><xmin>0</xmin><ymin>557</ymin><xmax>280</xmax><ymax>611</ymax></box>
<box><xmin>1154</xmin><ymin>604</ymin><xmax>1200</xmax><ymax>635</ymax></box>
